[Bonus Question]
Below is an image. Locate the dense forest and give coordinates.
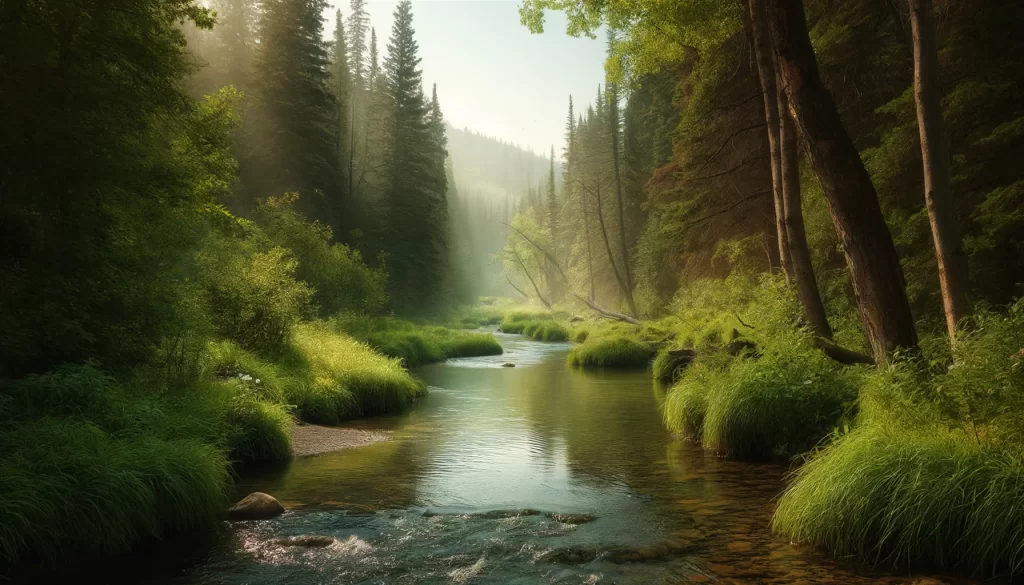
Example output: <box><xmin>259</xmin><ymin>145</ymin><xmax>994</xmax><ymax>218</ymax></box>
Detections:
<box><xmin>1</xmin><ymin>0</ymin><xmax>1023</xmax><ymax>580</ymax></box>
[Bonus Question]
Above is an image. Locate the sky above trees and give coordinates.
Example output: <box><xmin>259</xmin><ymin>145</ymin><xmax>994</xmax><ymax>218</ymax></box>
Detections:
<box><xmin>323</xmin><ymin>0</ymin><xmax>606</xmax><ymax>155</ymax></box>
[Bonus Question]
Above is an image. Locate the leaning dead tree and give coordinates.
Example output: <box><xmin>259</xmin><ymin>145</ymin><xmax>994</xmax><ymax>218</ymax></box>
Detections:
<box><xmin>502</xmin><ymin>221</ymin><xmax>639</xmax><ymax>324</ymax></box>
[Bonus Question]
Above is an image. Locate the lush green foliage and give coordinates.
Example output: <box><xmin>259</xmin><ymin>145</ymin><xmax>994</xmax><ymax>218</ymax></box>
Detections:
<box><xmin>282</xmin><ymin>323</ymin><xmax>425</xmax><ymax>424</ymax></box>
<box><xmin>774</xmin><ymin>302</ymin><xmax>1024</xmax><ymax>574</ymax></box>
<box><xmin>568</xmin><ymin>337</ymin><xmax>655</xmax><ymax>368</ymax></box>
<box><xmin>335</xmin><ymin>315</ymin><xmax>503</xmax><ymax>367</ymax></box>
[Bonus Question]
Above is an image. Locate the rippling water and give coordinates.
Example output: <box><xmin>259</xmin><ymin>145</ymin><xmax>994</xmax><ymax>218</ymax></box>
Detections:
<box><xmin>130</xmin><ymin>333</ymin><xmax>967</xmax><ymax>585</ymax></box>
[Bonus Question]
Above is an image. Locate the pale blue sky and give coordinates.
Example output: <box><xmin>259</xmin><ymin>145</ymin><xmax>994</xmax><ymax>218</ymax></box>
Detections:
<box><xmin>325</xmin><ymin>1</ymin><xmax>607</xmax><ymax>155</ymax></box>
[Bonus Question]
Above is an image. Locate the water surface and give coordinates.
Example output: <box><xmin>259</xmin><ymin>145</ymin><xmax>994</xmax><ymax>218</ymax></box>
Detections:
<box><xmin>149</xmin><ymin>333</ymin><xmax>960</xmax><ymax>584</ymax></box>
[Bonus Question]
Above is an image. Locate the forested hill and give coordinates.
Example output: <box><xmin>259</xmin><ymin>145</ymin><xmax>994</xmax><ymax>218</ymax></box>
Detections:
<box><xmin>446</xmin><ymin>124</ymin><xmax>555</xmax><ymax>207</ymax></box>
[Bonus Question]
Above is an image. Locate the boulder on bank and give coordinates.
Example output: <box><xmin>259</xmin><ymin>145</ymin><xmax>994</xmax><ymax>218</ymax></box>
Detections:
<box><xmin>228</xmin><ymin>492</ymin><xmax>284</xmax><ymax>520</ymax></box>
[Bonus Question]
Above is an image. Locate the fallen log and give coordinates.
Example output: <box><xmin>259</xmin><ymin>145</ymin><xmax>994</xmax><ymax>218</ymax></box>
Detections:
<box><xmin>574</xmin><ymin>294</ymin><xmax>641</xmax><ymax>325</ymax></box>
<box><xmin>814</xmin><ymin>337</ymin><xmax>875</xmax><ymax>365</ymax></box>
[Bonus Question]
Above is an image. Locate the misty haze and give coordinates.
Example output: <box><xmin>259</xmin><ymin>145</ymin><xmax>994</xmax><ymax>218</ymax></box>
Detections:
<box><xmin>2</xmin><ymin>0</ymin><xmax>1023</xmax><ymax>583</ymax></box>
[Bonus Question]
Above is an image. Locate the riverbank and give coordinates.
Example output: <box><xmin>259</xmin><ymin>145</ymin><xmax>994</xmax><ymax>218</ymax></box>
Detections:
<box><xmin>290</xmin><ymin>423</ymin><xmax>391</xmax><ymax>457</ymax></box>
<box><xmin>502</xmin><ymin>283</ymin><xmax>1024</xmax><ymax>578</ymax></box>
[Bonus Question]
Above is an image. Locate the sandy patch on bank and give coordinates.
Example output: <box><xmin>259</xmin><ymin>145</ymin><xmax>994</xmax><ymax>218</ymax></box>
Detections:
<box><xmin>291</xmin><ymin>423</ymin><xmax>392</xmax><ymax>457</ymax></box>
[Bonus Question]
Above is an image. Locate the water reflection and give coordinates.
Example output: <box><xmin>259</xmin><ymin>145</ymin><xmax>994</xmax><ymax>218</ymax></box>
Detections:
<box><xmin>138</xmin><ymin>335</ymin><xmax>975</xmax><ymax>585</ymax></box>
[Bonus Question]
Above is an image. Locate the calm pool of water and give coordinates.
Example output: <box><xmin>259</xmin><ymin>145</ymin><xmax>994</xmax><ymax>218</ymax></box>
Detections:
<box><xmin>137</xmin><ymin>333</ymin><xmax>963</xmax><ymax>585</ymax></box>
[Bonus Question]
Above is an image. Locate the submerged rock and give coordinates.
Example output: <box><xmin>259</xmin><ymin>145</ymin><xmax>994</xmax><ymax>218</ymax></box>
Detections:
<box><xmin>501</xmin><ymin>362</ymin><xmax>516</xmax><ymax>368</ymax></box>
<box><xmin>227</xmin><ymin>492</ymin><xmax>284</xmax><ymax>520</ymax></box>
<box><xmin>273</xmin><ymin>534</ymin><xmax>335</xmax><ymax>547</ymax></box>
<box><xmin>539</xmin><ymin>539</ymin><xmax>696</xmax><ymax>565</ymax></box>
<box><xmin>547</xmin><ymin>512</ymin><xmax>596</xmax><ymax>525</ymax></box>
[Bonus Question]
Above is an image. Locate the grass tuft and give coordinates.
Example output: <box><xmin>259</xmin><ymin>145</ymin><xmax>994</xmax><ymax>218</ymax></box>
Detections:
<box><xmin>568</xmin><ymin>337</ymin><xmax>655</xmax><ymax>368</ymax></box>
<box><xmin>335</xmin><ymin>315</ymin><xmax>503</xmax><ymax>367</ymax></box>
<box><xmin>772</xmin><ymin>423</ymin><xmax>1024</xmax><ymax>575</ymax></box>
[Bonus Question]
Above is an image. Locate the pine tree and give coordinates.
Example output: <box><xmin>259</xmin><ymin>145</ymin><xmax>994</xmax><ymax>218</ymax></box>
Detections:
<box><xmin>330</xmin><ymin>9</ymin><xmax>352</xmax><ymax>219</ymax></box>
<box><xmin>346</xmin><ymin>0</ymin><xmax>370</xmax><ymax>91</ymax></box>
<box><xmin>547</xmin><ymin>145</ymin><xmax>558</xmax><ymax>247</ymax></box>
<box><xmin>250</xmin><ymin>0</ymin><xmax>342</xmax><ymax>229</ymax></box>
<box><xmin>382</xmin><ymin>0</ymin><xmax>448</xmax><ymax>313</ymax></box>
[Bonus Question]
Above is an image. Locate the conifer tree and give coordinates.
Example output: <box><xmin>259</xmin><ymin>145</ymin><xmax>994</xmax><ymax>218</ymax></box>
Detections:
<box><xmin>346</xmin><ymin>0</ymin><xmax>370</xmax><ymax>91</ymax></box>
<box><xmin>330</xmin><ymin>9</ymin><xmax>352</xmax><ymax>217</ymax></box>
<box><xmin>251</xmin><ymin>0</ymin><xmax>342</xmax><ymax>229</ymax></box>
<box><xmin>382</xmin><ymin>0</ymin><xmax>448</xmax><ymax>313</ymax></box>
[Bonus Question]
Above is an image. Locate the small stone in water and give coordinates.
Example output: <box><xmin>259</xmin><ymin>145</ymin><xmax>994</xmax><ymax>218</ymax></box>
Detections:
<box><xmin>501</xmin><ymin>362</ymin><xmax>515</xmax><ymax>367</ymax></box>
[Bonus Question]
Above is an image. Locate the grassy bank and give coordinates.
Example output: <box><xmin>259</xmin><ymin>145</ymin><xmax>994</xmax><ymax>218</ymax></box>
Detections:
<box><xmin>499</xmin><ymin>311</ymin><xmax>570</xmax><ymax>341</ymax></box>
<box><xmin>0</xmin><ymin>321</ymin><xmax>428</xmax><ymax>570</ymax></box>
<box><xmin>334</xmin><ymin>315</ymin><xmax>503</xmax><ymax>367</ymax></box>
<box><xmin>772</xmin><ymin>302</ymin><xmax>1024</xmax><ymax>576</ymax></box>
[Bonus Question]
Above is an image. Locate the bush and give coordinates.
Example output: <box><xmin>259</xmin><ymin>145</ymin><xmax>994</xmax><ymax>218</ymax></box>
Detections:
<box><xmin>282</xmin><ymin>323</ymin><xmax>425</xmax><ymax>424</ymax></box>
<box><xmin>197</xmin><ymin>235</ymin><xmax>312</xmax><ymax>354</ymax></box>
<box><xmin>257</xmin><ymin>195</ymin><xmax>388</xmax><ymax>316</ymax></box>
<box><xmin>568</xmin><ymin>337</ymin><xmax>655</xmax><ymax>368</ymax></box>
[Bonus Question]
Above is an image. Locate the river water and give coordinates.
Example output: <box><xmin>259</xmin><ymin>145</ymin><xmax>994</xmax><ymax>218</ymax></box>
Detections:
<box><xmin>146</xmin><ymin>333</ymin><xmax>959</xmax><ymax>585</ymax></box>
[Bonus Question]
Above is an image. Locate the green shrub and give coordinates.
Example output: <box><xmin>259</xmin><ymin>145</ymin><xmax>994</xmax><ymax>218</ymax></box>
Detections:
<box><xmin>257</xmin><ymin>195</ymin><xmax>388</xmax><ymax>316</ymax></box>
<box><xmin>772</xmin><ymin>423</ymin><xmax>1024</xmax><ymax>575</ymax></box>
<box><xmin>700</xmin><ymin>346</ymin><xmax>861</xmax><ymax>459</ymax></box>
<box><xmin>568</xmin><ymin>337</ymin><xmax>655</xmax><ymax>368</ymax></box>
<box><xmin>224</xmin><ymin>397</ymin><xmax>292</xmax><ymax>463</ymax></box>
<box><xmin>197</xmin><ymin>236</ymin><xmax>312</xmax><ymax>354</ymax></box>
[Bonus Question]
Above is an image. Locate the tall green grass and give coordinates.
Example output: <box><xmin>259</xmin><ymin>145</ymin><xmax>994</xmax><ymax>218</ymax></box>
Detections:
<box><xmin>772</xmin><ymin>423</ymin><xmax>1024</xmax><ymax>574</ymax></box>
<box><xmin>568</xmin><ymin>337</ymin><xmax>655</xmax><ymax>368</ymax></box>
<box><xmin>0</xmin><ymin>365</ymin><xmax>233</xmax><ymax>568</ymax></box>
<box><xmin>698</xmin><ymin>348</ymin><xmax>861</xmax><ymax>459</ymax></box>
<box><xmin>282</xmin><ymin>323</ymin><xmax>425</xmax><ymax>424</ymax></box>
<box><xmin>774</xmin><ymin>302</ymin><xmax>1024</xmax><ymax>575</ymax></box>
<box><xmin>334</xmin><ymin>315</ymin><xmax>503</xmax><ymax>367</ymax></box>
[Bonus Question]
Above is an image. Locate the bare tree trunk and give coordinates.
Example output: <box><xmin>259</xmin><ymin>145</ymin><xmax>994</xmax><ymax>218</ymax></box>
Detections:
<box><xmin>509</xmin><ymin>244</ymin><xmax>551</xmax><ymax>310</ymax></box>
<box><xmin>909</xmin><ymin>0</ymin><xmax>969</xmax><ymax>342</ymax></box>
<box><xmin>585</xmin><ymin>180</ymin><xmax>637</xmax><ymax>317</ymax></box>
<box><xmin>581</xmin><ymin>190</ymin><xmax>597</xmax><ymax>302</ymax></box>
<box><xmin>778</xmin><ymin>78</ymin><xmax>833</xmax><ymax>339</ymax></box>
<box><xmin>748</xmin><ymin>0</ymin><xmax>792</xmax><ymax>279</ymax></box>
<box><xmin>608</xmin><ymin>86</ymin><xmax>637</xmax><ymax>307</ymax></box>
<box><xmin>766</xmin><ymin>0</ymin><xmax>918</xmax><ymax>362</ymax></box>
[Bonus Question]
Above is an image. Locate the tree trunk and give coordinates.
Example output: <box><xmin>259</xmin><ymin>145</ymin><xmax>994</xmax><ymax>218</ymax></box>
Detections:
<box><xmin>766</xmin><ymin>0</ymin><xmax>918</xmax><ymax>362</ymax></box>
<box><xmin>581</xmin><ymin>188</ymin><xmax>597</xmax><ymax>302</ymax></box>
<box><xmin>909</xmin><ymin>0</ymin><xmax>970</xmax><ymax>342</ymax></box>
<box><xmin>608</xmin><ymin>87</ymin><xmax>637</xmax><ymax>309</ymax></box>
<box><xmin>748</xmin><ymin>0</ymin><xmax>792</xmax><ymax>279</ymax></box>
<box><xmin>778</xmin><ymin>77</ymin><xmax>833</xmax><ymax>339</ymax></box>
<box><xmin>587</xmin><ymin>180</ymin><xmax>637</xmax><ymax>317</ymax></box>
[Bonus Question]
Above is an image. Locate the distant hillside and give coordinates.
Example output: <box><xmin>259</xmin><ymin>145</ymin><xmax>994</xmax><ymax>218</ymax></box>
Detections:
<box><xmin>446</xmin><ymin>124</ymin><xmax>557</xmax><ymax>203</ymax></box>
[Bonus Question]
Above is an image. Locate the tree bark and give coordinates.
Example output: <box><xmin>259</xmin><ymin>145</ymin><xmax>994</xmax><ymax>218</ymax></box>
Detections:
<box><xmin>574</xmin><ymin>294</ymin><xmax>641</xmax><ymax>325</ymax></box>
<box><xmin>608</xmin><ymin>86</ymin><xmax>637</xmax><ymax>310</ymax></box>
<box><xmin>778</xmin><ymin>78</ymin><xmax>833</xmax><ymax>339</ymax></box>
<box><xmin>584</xmin><ymin>179</ymin><xmax>637</xmax><ymax>317</ymax></box>
<box><xmin>509</xmin><ymin>244</ymin><xmax>551</xmax><ymax>310</ymax></box>
<box><xmin>766</xmin><ymin>0</ymin><xmax>918</xmax><ymax>362</ymax></box>
<box><xmin>748</xmin><ymin>0</ymin><xmax>793</xmax><ymax>279</ymax></box>
<box><xmin>909</xmin><ymin>0</ymin><xmax>970</xmax><ymax>342</ymax></box>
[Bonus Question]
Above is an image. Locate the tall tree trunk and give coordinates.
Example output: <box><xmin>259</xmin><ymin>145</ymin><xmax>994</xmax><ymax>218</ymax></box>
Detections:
<box><xmin>581</xmin><ymin>186</ymin><xmax>597</xmax><ymax>302</ymax></box>
<box><xmin>608</xmin><ymin>87</ymin><xmax>636</xmax><ymax>306</ymax></box>
<box><xmin>778</xmin><ymin>77</ymin><xmax>833</xmax><ymax>339</ymax></box>
<box><xmin>587</xmin><ymin>180</ymin><xmax>637</xmax><ymax>317</ymax></box>
<box><xmin>909</xmin><ymin>0</ymin><xmax>969</xmax><ymax>342</ymax></box>
<box><xmin>748</xmin><ymin>0</ymin><xmax>793</xmax><ymax>279</ymax></box>
<box><xmin>766</xmin><ymin>0</ymin><xmax>918</xmax><ymax>362</ymax></box>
